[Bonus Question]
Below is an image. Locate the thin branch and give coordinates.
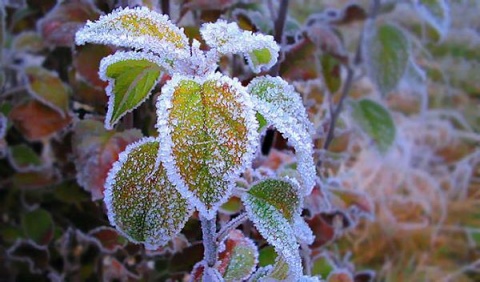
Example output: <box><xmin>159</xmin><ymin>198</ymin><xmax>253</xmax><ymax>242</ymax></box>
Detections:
<box><xmin>216</xmin><ymin>213</ymin><xmax>249</xmax><ymax>242</ymax></box>
<box><xmin>161</xmin><ymin>0</ymin><xmax>170</xmax><ymax>17</ymax></box>
<box><xmin>321</xmin><ymin>0</ymin><xmax>381</xmax><ymax>153</ymax></box>
<box><xmin>269</xmin><ymin>0</ymin><xmax>289</xmax><ymax>76</ymax></box>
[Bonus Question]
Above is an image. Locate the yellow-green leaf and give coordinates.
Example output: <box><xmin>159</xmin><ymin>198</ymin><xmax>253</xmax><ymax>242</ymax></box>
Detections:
<box><xmin>25</xmin><ymin>66</ymin><xmax>69</xmax><ymax>117</ymax></box>
<box><xmin>75</xmin><ymin>6</ymin><xmax>189</xmax><ymax>56</ymax></box>
<box><xmin>104</xmin><ymin>137</ymin><xmax>192</xmax><ymax>250</ymax></box>
<box><xmin>156</xmin><ymin>73</ymin><xmax>258</xmax><ymax>219</ymax></box>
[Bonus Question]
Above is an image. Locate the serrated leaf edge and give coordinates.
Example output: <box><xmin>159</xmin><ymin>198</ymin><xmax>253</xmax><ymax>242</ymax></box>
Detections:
<box><xmin>156</xmin><ymin>72</ymin><xmax>259</xmax><ymax>219</ymax></box>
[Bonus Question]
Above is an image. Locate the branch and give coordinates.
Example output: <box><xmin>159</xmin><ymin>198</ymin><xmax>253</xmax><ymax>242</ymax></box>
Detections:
<box><xmin>216</xmin><ymin>213</ymin><xmax>248</xmax><ymax>242</ymax></box>
<box><xmin>161</xmin><ymin>0</ymin><xmax>170</xmax><ymax>17</ymax></box>
<box><xmin>321</xmin><ymin>0</ymin><xmax>381</xmax><ymax>153</ymax></box>
<box><xmin>269</xmin><ymin>0</ymin><xmax>289</xmax><ymax>76</ymax></box>
<box><xmin>201</xmin><ymin>216</ymin><xmax>218</xmax><ymax>268</ymax></box>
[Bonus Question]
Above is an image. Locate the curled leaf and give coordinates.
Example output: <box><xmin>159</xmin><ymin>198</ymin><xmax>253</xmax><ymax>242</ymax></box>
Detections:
<box><xmin>200</xmin><ymin>20</ymin><xmax>279</xmax><ymax>73</ymax></box>
<box><xmin>247</xmin><ymin>76</ymin><xmax>315</xmax><ymax>194</ymax></box>
<box><xmin>105</xmin><ymin>137</ymin><xmax>193</xmax><ymax>250</ymax></box>
<box><xmin>156</xmin><ymin>73</ymin><xmax>258</xmax><ymax>219</ymax></box>
<box><xmin>99</xmin><ymin>51</ymin><xmax>166</xmax><ymax>129</ymax></box>
<box><xmin>75</xmin><ymin>6</ymin><xmax>189</xmax><ymax>57</ymax></box>
<box><xmin>217</xmin><ymin>230</ymin><xmax>258</xmax><ymax>281</ymax></box>
<box><xmin>242</xmin><ymin>178</ymin><xmax>303</xmax><ymax>279</ymax></box>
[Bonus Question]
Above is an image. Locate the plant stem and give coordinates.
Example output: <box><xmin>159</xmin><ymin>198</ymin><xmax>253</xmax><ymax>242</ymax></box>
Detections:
<box><xmin>269</xmin><ymin>0</ymin><xmax>289</xmax><ymax>76</ymax></box>
<box><xmin>201</xmin><ymin>215</ymin><xmax>217</xmax><ymax>268</ymax></box>
<box><xmin>321</xmin><ymin>0</ymin><xmax>381</xmax><ymax>153</ymax></box>
<box><xmin>161</xmin><ymin>0</ymin><xmax>170</xmax><ymax>17</ymax></box>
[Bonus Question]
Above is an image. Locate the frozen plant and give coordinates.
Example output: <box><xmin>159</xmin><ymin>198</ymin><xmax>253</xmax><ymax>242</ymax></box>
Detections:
<box><xmin>75</xmin><ymin>6</ymin><xmax>318</xmax><ymax>282</ymax></box>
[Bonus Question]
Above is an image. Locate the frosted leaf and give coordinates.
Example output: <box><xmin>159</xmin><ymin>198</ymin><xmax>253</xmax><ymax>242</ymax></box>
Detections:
<box><xmin>247</xmin><ymin>76</ymin><xmax>316</xmax><ymax>195</ymax></box>
<box><xmin>156</xmin><ymin>73</ymin><xmax>258</xmax><ymax>219</ymax></box>
<box><xmin>200</xmin><ymin>20</ymin><xmax>279</xmax><ymax>73</ymax></box>
<box><xmin>104</xmin><ymin>137</ymin><xmax>193</xmax><ymax>250</ymax></box>
<box><xmin>217</xmin><ymin>230</ymin><xmax>259</xmax><ymax>281</ymax></box>
<box><xmin>75</xmin><ymin>6</ymin><xmax>189</xmax><ymax>58</ymax></box>
<box><xmin>99</xmin><ymin>51</ymin><xmax>167</xmax><ymax>129</ymax></box>
<box><xmin>242</xmin><ymin>178</ymin><xmax>303</xmax><ymax>279</ymax></box>
<box><xmin>414</xmin><ymin>0</ymin><xmax>450</xmax><ymax>40</ymax></box>
<box><xmin>364</xmin><ymin>24</ymin><xmax>410</xmax><ymax>95</ymax></box>
<box><xmin>25</xmin><ymin>66</ymin><xmax>69</xmax><ymax>117</ymax></box>
<box><xmin>293</xmin><ymin>216</ymin><xmax>315</xmax><ymax>245</ymax></box>
<box><xmin>350</xmin><ymin>98</ymin><xmax>396</xmax><ymax>154</ymax></box>
<box><xmin>327</xmin><ymin>269</ymin><xmax>353</xmax><ymax>282</ymax></box>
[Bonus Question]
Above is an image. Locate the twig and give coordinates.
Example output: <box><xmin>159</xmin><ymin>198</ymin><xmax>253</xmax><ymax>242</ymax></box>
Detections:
<box><xmin>161</xmin><ymin>0</ymin><xmax>170</xmax><ymax>17</ymax></box>
<box><xmin>216</xmin><ymin>213</ymin><xmax>249</xmax><ymax>242</ymax></box>
<box><xmin>321</xmin><ymin>0</ymin><xmax>380</xmax><ymax>153</ymax></box>
<box><xmin>269</xmin><ymin>0</ymin><xmax>289</xmax><ymax>76</ymax></box>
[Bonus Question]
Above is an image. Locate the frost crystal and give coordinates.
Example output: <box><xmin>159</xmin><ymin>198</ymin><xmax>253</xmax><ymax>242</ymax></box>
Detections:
<box><xmin>156</xmin><ymin>73</ymin><xmax>259</xmax><ymax>219</ymax></box>
<box><xmin>248</xmin><ymin>76</ymin><xmax>316</xmax><ymax>195</ymax></box>
<box><xmin>75</xmin><ymin>6</ymin><xmax>189</xmax><ymax>59</ymax></box>
<box><xmin>104</xmin><ymin>137</ymin><xmax>192</xmax><ymax>250</ymax></box>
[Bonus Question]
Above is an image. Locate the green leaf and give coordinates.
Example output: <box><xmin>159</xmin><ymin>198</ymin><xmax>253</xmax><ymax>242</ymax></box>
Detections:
<box><xmin>242</xmin><ymin>178</ymin><xmax>303</xmax><ymax>278</ymax></box>
<box><xmin>75</xmin><ymin>6</ymin><xmax>189</xmax><ymax>56</ymax></box>
<box><xmin>364</xmin><ymin>24</ymin><xmax>409</xmax><ymax>95</ymax></box>
<box><xmin>321</xmin><ymin>54</ymin><xmax>342</xmax><ymax>94</ymax></box>
<box><xmin>21</xmin><ymin>208</ymin><xmax>54</xmax><ymax>246</ymax></box>
<box><xmin>259</xmin><ymin>245</ymin><xmax>277</xmax><ymax>267</ymax></box>
<box><xmin>248</xmin><ymin>76</ymin><xmax>315</xmax><ymax>194</ymax></box>
<box><xmin>312</xmin><ymin>253</ymin><xmax>335</xmax><ymax>278</ymax></box>
<box><xmin>156</xmin><ymin>73</ymin><xmax>258</xmax><ymax>219</ymax></box>
<box><xmin>100</xmin><ymin>51</ymin><xmax>164</xmax><ymax>129</ymax></box>
<box><xmin>350</xmin><ymin>99</ymin><xmax>396</xmax><ymax>154</ymax></box>
<box><xmin>104</xmin><ymin>137</ymin><xmax>192</xmax><ymax>250</ymax></box>
<box><xmin>414</xmin><ymin>0</ymin><xmax>450</xmax><ymax>40</ymax></box>
<box><xmin>218</xmin><ymin>230</ymin><xmax>258</xmax><ymax>281</ymax></box>
<box><xmin>8</xmin><ymin>144</ymin><xmax>43</xmax><ymax>172</ymax></box>
<box><xmin>25</xmin><ymin>66</ymin><xmax>70</xmax><ymax>117</ymax></box>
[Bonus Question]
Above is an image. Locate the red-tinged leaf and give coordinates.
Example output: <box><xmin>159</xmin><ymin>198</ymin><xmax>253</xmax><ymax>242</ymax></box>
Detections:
<box><xmin>156</xmin><ymin>73</ymin><xmax>258</xmax><ymax>219</ymax></box>
<box><xmin>73</xmin><ymin>44</ymin><xmax>114</xmax><ymax>88</ymax></box>
<box><xmin>87</xmin><ymin>226</ymin><xmax>127</xmax><ymax>253</ymax></box>
<box><xmin>105</xmin><ymin>138</ymin><xmax>193</xmax><ymax>250</ymax></box>
<box><xmin>38</xmin><ymin>0</ymin><xmax>101</xmax><ymax>47</ymax></box>
<box><xmin>190</xmin><ymin>261</ymin><xmax>205</xmax><ymax>282</ymax></box>
<box><xmin>102</xmin><ymin>257</ymin><xmax>140</xmax><ymax>281</ymax></box>
<box><xmin>71</xmin><ymin>78</ymin><xmax>108</xmax><ymax>111</ymax></box>
<box><xmin>217</xmin><ymin>230</ymin><xmax>258</xmax><ymax>281</ymax></box>
<box><xmin>21</xmin><ymin>208</ymin><xmax>54</xmax><ymax>246</ymax></box>
<box><xmin>306</xmin><ymin>23</ymin><xmax>347</xmax><ymax>61</ymax></box>
<box><xmin>280</xmin><ymin>37</ymin><xmax>319</xmax><ymax>81</ymax></box>
<box><xmin>25</xmin><ymin>66</ymin><xmax>69</xmax><ymax>116</ymax></box>
<box><xmin>9</xmin><ymin>100</ymin><xmax>71</xmax><ymax>141</ymax></box>
<box><xmin>334</xmin><ymin>4</ymin><xmax>367</xmax><ymax>25</ymax></box>
<box><xmin>330</xmin><ymin>188</ymin><xmax>375</xmax><ymax>220</ymax></box>
<box><xmin>328</xmin><ymin>269</ymin><xmax>354</xmax><ymax>282</ymax></box>
<box><xmin>72</xmin><ymin>119</ymin><xmax>142</xmax><ymax>200</ymax></box>
<box><xmin>307</xmin><ymin>211</ymin><xmax>352</xmax><ymax>249</ymax></box>
<box><xmin>7</xmin><ymin>240</ymin><xmax>50</xmax><ymax>274</ymax></box>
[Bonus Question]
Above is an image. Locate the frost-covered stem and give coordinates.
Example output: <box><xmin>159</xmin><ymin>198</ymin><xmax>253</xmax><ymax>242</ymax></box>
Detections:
<box><xmin>201</xmin><ymin>216</ymin><xmax>217</xmax><ymax>268</ymax></box>
<box><xmin>161</xmin><ymin>0</ymin><xmax>170</xmax><ymax>17</ymax></box>
<box><xmin>216</xmin><ymin>213</ymin><xmax>248</xmax><ymax>242</ymax></box>
<box><xmin>300</xmin><ymin>243</ymin><xmax>312</xmax><ymax>275</ymax></box>
<box><xmin>321</xmin><ymin>0</ymin><xmax>380</xmax><ymax>152</ymax></box>
<box><xmin>269</xmin><ymin>0</ymin><xmax>289</xmax><ymax>76</ymax></box>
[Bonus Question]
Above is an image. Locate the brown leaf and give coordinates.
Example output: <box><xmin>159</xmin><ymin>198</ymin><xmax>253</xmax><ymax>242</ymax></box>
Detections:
<box><xmin>73</xmin><ymin>44</ymin><xmax>114</xmax><ymax>88</ymax></box>
<box><xmin>9</xmin><ymin>100</ymin><xmax>72</xmax><ymax>141</ymax></box>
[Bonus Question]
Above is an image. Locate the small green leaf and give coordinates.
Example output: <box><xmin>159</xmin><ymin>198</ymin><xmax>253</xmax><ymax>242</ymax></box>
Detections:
<box><xmin>242</xmin><ymin>178</ymin><xmax>303</xmax><ymax>278</ymax></box>
<box><xmin>105</xmin><ymin>137</ymin><xmax>192</xmax><ymax>250</ymax></box>
<box><xmin>156</xmin><ymin>73</ymin><xmax>258</xmax><ymax>219</ymax></box>
<box><xmin>350</xmin><ymin>99</ymin><xmax>396</xmax><ymax>154</ymax></box>
<box><xmin>364</xmin><ymin>24</ymin><xmax>409</xmax><ymax>95</ymax></box>
<box><xmin>321</xmin><ymin>54</ymin><xmax>342</xmax><ymax>94</ymax></box>
<box><xmin>312</xmin><ymin>254</ymin><xmax>335</xmax><ymax>277</ymax></box>
<box><xmin>259</xmin><ymin>245</ymin><xmax>277</xmax><ymax>267</ymax></box>
<box><xmin>8</xmin><ymin>144</ymin><xmax>43</xmax><ymax>172</ymax></box>
<box><xmin>414</xmin><ymin>0</ymin><xmax>450</xmax><ymax>40</ymax></box>
<box><xmin>248</xmin><ymin>76</ymin><xmax>315</xmax><ymax>194</ymax></box>
<box><xmin>25</xmin><ymin>66</ymin><xmax>70</xmax><ymax>117</ymax></box>
<box><xmin>100</xmin><ymin>51</ymin><xmax>164</xmax><ymax>129</ymax></box>
<box><xmin>21</xmin><ymin>208</ymin><xmax>54</xmax><ymax>246</ymax></box>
